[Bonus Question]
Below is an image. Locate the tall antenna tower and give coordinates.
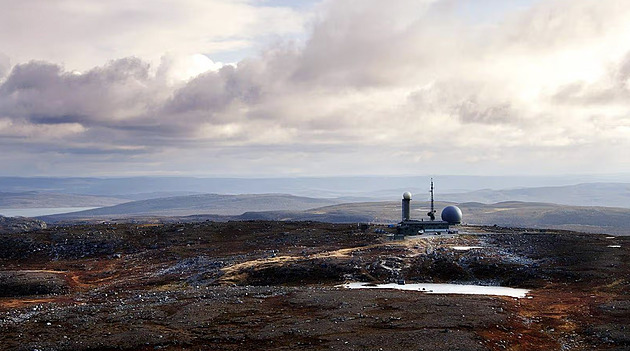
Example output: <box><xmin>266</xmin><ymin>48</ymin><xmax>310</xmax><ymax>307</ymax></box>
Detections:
<box><xmin>430</xmin><ymin>178</ymin><xmax>435</xmax><ymax>214</ymax></box>
<box><xmin>427</xmin><ymin>178</ymin><xmax>436</xmax><ymax>221</ymax></box>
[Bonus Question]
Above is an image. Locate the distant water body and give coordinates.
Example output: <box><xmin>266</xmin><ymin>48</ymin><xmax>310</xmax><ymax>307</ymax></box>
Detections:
<box><xmin>0</xmin><ymin>207</ymin><xmax>98</xmax><ymax>217</ymax></box>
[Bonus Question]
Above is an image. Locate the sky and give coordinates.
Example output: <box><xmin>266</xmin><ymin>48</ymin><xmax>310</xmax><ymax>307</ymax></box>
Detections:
<box><xmin>1</xmin><ymin>0</ymin><xmax>630</xmax><ymax>177</ymax></box>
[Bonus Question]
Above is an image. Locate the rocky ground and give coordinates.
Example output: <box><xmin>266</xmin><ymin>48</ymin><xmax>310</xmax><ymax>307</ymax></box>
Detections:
<box><xmin>0</xmin><ymin>215</ymin><xmax>47</xmax><ymax>234</ymax></box>
<box><xmin>0</xmin><ymin>221</ymin><xmax>628</xmax><ymax>350</ymax></box>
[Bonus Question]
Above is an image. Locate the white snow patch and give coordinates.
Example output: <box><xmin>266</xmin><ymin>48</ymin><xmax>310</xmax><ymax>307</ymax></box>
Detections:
<box><xmin>608</xmin><ymin>245</ymin><xmax>622</xmax><ymax>248</ymax></box>
<box><xmin>342</xmin><ymin>282</ymin><xmax>530</xmax><ymax>298</ymax></box>
<box><xmin>452</xmin><ymin>246</ymin><xmax>483</xmax><ymax>251</ymax></box>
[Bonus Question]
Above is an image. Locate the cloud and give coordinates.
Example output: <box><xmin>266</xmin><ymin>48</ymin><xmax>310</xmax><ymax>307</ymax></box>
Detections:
<box><xmin>0</xmin><ymin>0</ymin><xmax>308</xmax><ymax>71</ymax></box>
<box><xmin>552</xmin><ymin>52</ymin><xmax>630</xmax><ymax>106</ymax></box>
<box><xmin>291</xmin><ymin>0</ymin><xmax>461</xmax><ymax>87</ymax></box>
<box><xmin>1</xmin><ymin>0</ymin><xmax>630</xmax><ymax>176</ymax></box>
<box><xmin>156</xmin><ymin>54</ymin><xmax>225</xmax><ymax>85</ymax></box>
<box><xmin>0</xmin><ymin>58</ymin><xmax>158</xmax><ymax>126</ymax></box>
<box><xmin>164</xmin><ymin>63</ymin><xmax>265</xmax><ymax>115</ymax></box>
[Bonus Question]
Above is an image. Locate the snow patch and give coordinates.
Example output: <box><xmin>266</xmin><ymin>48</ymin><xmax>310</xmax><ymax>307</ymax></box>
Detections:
<box><xmin>342</xmin><ymin>282</ymin><xmax>530</xmax><ymax>298</ymax></box>
<box><xmin>452</xmin><ymin>246</ymin><xmax>483</xmax><ymax>251</ymax></box>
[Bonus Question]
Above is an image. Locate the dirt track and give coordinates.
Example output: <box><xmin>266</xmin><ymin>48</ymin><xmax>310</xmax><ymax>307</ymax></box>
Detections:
<box><xmin>0</xmin><ymin>221</ymin><xmax>628</xmax><ymax>350</ymax></box>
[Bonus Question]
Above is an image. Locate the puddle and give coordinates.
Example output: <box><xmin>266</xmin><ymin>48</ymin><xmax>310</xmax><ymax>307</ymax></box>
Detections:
<box><xmin>342</xmin><ymin>282</ymin><xmax>530</xmax><ymax>298</ymax></box>
<box><xmin>452</xmin><ymin>246</ymin><xmax>483</xmax><ymax>251</ymax></box>
<box><xmin>608</xmin><ymin>245</ymin><xmax>622</xmax><ymax>248</ymax></box>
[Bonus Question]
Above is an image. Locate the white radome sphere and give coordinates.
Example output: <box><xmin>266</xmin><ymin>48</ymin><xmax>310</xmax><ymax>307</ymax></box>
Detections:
<box><xmin>403</xmin><ymin>192</ymin><xmax>412</xmax><ymax>200</ymax></box>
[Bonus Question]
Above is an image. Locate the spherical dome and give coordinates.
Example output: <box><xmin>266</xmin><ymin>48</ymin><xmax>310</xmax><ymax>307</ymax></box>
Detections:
<box><xmin>441</xmin><ymin>205</ymin><xmax>463</xmax><ymax>224</ymax></box>
<box><xmin>403</xmin><ymin>192</ymin><xmax>412</xmax><ymax>200</ymax></box>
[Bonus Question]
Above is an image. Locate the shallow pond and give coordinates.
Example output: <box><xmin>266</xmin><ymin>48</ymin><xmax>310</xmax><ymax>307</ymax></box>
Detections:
<box><xmin>343</xmin><ymin>282</ymin><xmax>530</xmax><ymax>298</ymax></box>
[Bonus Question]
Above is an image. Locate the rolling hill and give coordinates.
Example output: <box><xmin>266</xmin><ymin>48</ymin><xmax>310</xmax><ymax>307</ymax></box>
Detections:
<box><xmin>3</xmin><ymin>176</ymin><xmax>630</xmax><ymax>203</ymax></box>
<box><xmin>28</xmin><ymin>189</ymin><xmax>630</xmax><ymax>235</ymax></box>
<box><xmin>41</xmin><ymin>193</ymin><xmax>344</xmax><ymax>220</ymax></box>
<box><xmin>236</xmin><ymin>200</ymin><xmax>630</xmax><ymax>235</ymax></box>
<box><xmin>441</xmin><ymin>183</ymin><xmax>630</xmax><ymax>208</ymax></box>
<box><xmin>0</xmin><ymin>191</ymin><xmax>128</xmax><ymax>208</ymax></box>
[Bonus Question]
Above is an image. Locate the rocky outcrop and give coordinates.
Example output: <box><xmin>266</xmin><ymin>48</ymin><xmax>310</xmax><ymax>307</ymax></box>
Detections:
<box><xmin>0</xmin><ymin>271</ymin><xmax>68</xmax><ymax>297</ymax></box>
<box><xmin>0</xmin><ymin>215</ymin><xmax>47</xmax><ymax>234</ymax></box>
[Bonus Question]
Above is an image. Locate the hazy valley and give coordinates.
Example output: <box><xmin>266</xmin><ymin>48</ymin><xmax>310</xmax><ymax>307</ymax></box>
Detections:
<box><xmin>0</xmin><ymin>176</ymin><xmax>625</xmax><ymax>235</ymax></box>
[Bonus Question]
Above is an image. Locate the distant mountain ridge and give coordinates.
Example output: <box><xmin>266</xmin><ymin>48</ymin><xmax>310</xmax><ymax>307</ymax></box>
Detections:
<box><xmin>3</xmin><ymin>176</ymin><xmax>630</xmax><ymax>201</ymax></box>
<box><xmin>35</xmin><ymin>194</ymin><xmax>630</xmax><ymax>235</ymax></box>
<box><xmin>0</xmin><ymin>191</ymin><xmax>128</xmax><ymax>208</ymax></box>
<box><xmin>41</xmin><ymin>193</ymin><xmax>344</xmax><ymax>220</ymax></box>
<box><xmin>440</xmin><ymin>183</ymin><xmax>630</xmax><ymax>208</ymax></box>
<box><xmin>3</xmin><ymin>183</ymin><xmax>629</xmax><ymax>210</ymax></box>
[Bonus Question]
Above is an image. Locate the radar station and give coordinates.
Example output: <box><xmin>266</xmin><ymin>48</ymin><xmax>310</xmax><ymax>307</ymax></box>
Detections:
<box><xmin>397</xmin><ymin>179</ymin><xmax>463</xmax><ymax>236</ymax></box>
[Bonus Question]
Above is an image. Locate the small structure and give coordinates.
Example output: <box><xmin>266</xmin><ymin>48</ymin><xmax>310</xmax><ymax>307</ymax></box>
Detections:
<box><xmin>402</xmin><ymin>191</ymin><xmax>412</xmax><ymax>221</ymax></box>
<box><xmin>396</xmin><ymin>179</ymin><xmax>462</xmax><ymax>236</ymax></box>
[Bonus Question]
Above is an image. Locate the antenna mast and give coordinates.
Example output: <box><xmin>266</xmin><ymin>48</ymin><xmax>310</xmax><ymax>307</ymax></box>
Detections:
<box><xmin>427</xmin><ymin>178</ymin><xmax>436</xmax><ymax>221</ymax></box>
<box><xmin>430</xmin><ymin>178</ymin><xmax>434</xmax><ymax>214</ymax></box>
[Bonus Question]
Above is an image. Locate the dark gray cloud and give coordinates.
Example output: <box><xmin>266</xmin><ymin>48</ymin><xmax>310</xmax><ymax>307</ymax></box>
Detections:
<box><xmin>164</xmin><ymin>63</ymin><xmax>264</xmax><ymax>115</ymax></box>
<box><xmin>0</xmin><ymin>58</ymin><xmax>154</xmax><ymax>126</ymax></box>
